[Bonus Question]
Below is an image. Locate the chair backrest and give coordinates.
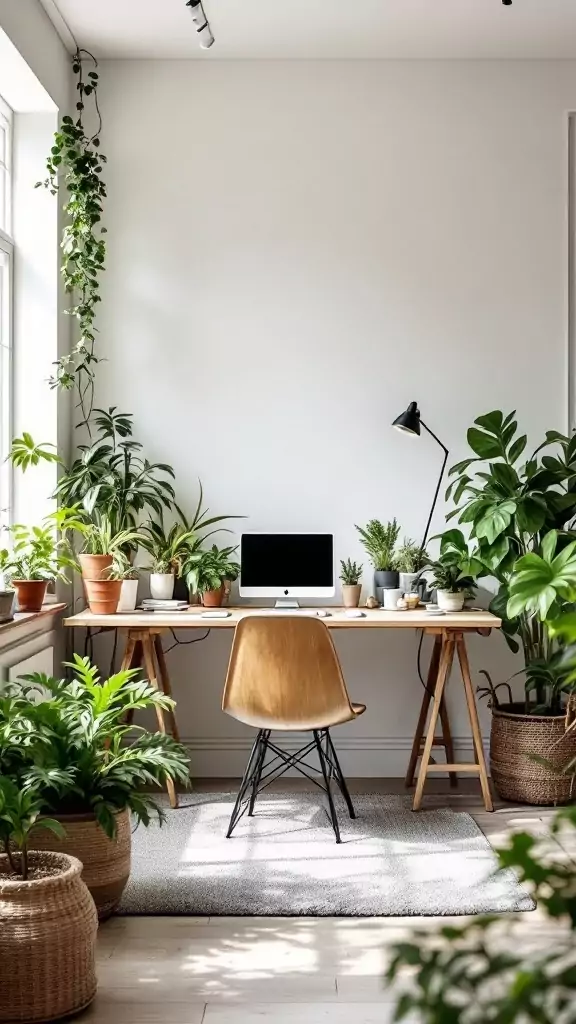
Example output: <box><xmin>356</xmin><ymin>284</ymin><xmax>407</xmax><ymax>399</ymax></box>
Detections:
<box><xmin>222</xmin><ymin>615</ymin><xmax>355</xmax><ymax>730</ymax></box>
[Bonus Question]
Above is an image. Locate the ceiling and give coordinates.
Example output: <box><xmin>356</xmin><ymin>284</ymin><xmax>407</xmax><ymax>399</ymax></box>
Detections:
<box><xmin>39</xmin><ymin>0</ymin><xmax>576</xmax><ymax>60</ymax></box>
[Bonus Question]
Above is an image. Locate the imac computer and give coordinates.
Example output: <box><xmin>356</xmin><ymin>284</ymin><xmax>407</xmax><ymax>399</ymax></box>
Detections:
<box><xmin>240</xmin><ymin>533</ymin><xmax>334</xmax><ymax>608</ymax></box>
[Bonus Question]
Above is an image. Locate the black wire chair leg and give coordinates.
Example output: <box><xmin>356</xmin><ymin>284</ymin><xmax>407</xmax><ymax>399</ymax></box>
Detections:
<box><xmin>326</xmin><ymin>730</ymin><xmax>356</xmax><ymax>819</ymax></box>
<box><xmin>313</xmin><ymin>729</ymin><xmax>341</xmax><ymax>843</ymax></box>
<box><xmin>226</xmin><ymin>730</ymin><xmax>265</xmax><ymax>838</ymax></box>
<box><xmin>248</xmin><ymin>729</ymin><xmax>270</xmax><ymax>816</ymax></box>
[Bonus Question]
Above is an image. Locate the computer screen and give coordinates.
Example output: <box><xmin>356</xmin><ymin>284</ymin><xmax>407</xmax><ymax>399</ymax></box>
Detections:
<box><xmin>240</xmin><ymin>534</ymin><xmax>334</xmax><ymax>599</ymax></box>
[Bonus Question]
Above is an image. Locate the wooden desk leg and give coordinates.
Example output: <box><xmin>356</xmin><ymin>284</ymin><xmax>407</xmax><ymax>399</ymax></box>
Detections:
<box><xmin>140</xmin><ymin>631</ymin><xmax>179</xmax><ymax>810</ymax></box>
<box><xmin>405</xmin><ymin>636</ymin><xmax>458</xmax><ymax>789</ymax></box>
<box><xmin>120</xmin><ymin>635</ymin><xmax>142</xmax><ymax>728</ymax></box>
<box><xmin>413</xmin><ymin>635</ymin><xmax>455</xmax><ymax>811</ymax></box>
<box><xmin>154</xmin><ymin>634</ymin><xmax>181</xmax><ymax>743</ymax></box>
<box><xmin>456</xmin><ymin>636</ymin><xmax>493</xmax><ymax>812</ymax></box>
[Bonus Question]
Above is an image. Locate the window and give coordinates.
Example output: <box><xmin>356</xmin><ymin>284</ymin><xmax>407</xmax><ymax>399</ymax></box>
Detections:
<box><xmin>0</xmin><ymin>94</ymin><xmax>12</xmax><ymax>531</ymax></box>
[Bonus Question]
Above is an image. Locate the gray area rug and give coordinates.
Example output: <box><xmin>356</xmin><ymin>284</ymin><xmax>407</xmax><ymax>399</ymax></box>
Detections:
<box><xmin>118</xmin><ymin>793</ymin><xmax>534</xmax><ymax>917</ymax></box>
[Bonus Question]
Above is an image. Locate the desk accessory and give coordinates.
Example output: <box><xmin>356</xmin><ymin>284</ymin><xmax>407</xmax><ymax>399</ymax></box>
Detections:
<box><xmin>392</xmin><ymin>402</ymin><xmax>449</xmax><ymax>552</ymax></box>
<box><xmin>201</xmin><ymin>610</ymin><xmax>231</xmax><ymax>619</ymax></box>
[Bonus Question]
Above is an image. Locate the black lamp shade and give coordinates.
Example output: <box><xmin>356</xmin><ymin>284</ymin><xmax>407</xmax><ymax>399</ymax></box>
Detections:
<box><xmin>392</xmin><ymin>401</ymin><xmax>421</xmax><ymax>436</ymax></box>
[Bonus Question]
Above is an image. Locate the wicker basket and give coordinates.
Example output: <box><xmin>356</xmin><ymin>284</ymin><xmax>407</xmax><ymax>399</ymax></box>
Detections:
<box><xmin>0</xmin><ymin>851</ymin><xmax>97</xmax><ymax>1023</ymax></box>
<box><xmin>490</xmin><ymin>700</ymin><xmax>576</xmax><ymax>805</ymax></box>
<box><xmin>31</xmin><ymin>808</ymin><xmax>131</xmax><ymax>920</ymax></box>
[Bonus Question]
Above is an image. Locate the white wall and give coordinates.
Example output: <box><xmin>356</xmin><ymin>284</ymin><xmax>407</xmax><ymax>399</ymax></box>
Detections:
<box><xmin>95</xmin><ymin>59</ymin><xmax>574</xmax><ymax>775</ymax></box>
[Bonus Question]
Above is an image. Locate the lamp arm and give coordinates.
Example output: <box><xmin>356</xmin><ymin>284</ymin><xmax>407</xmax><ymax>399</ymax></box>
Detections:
<box><xmin>419</xmin><ymin>419</ymin><xmax>449</xmax><ymax>551</ymax></box>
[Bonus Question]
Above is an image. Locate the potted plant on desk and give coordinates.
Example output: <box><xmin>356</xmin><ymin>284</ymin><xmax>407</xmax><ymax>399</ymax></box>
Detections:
<box><xmin>426</xmin><ymin>530</ymin><xmax>480</xmax><ymax>612</ymax></box>
<box><xmin>140</xmin><ymin>515</ymin><xmax>197</xmax><ymax>600</ymax></box>
<box><xmin>394</xmin><ymin>537</ymin><xmax>429</xmax><ymax>594</ymax></box>
<box><xmin>183</xmin><ymin>544</ymin><xmax>240</xmax><ymax>607</ymax></box>
<box><xmin>0</xmin><ymin>655</ymin><xmax>190</xmax><ymax>918</ymax></box>
<box><xmin>59</xmin><ymin>511</ymin><xmax>144</xmax><ymax>615</ymax></box>
<box><xmin>0</xmin><ymin>778</ymin><xmax>98</xmax><ymax>1023</ymax></box>
<box><xmin>339</xmin><ymin>558</ymin><xmax>363</xmax><ymax>608</ymax></box>
<box><xmin>0</xmin><ymin>523</ymin><xmax>71</xmax><ymax>612</ymax></box>
<box><xmin>355</xmin><ymin>518</ymin><xmax>400</xmax><ymax>593</ymax></box>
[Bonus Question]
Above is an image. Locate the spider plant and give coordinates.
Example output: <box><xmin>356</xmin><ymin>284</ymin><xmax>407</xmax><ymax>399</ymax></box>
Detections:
<box><xmin>139</xmin><ymin>516</ymin><xmax>197</xmax><ymax>575</ymax></box>
<box><xmin>0</xmin><ymin>655</ymin><xmax>190</xmax><ymax>839</ymax></box>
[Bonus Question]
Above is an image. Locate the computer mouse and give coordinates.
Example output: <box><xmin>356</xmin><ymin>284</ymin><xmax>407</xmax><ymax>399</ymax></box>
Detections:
<box><xmin>317</xmin><ymin>609</ymin><xmax>330</xmax><ymax>617</ymax></box>
<box><xmin>345</xmin><ymin>609</ymin><xmax>365</xmax><ymax>618</ymax></box>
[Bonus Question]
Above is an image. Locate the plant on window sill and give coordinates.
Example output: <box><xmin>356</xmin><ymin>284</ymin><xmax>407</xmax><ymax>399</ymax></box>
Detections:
<box><xmin>36</xmin><ymin>48</ymin><xmax>107</xmax><ymax>430</ymax></box>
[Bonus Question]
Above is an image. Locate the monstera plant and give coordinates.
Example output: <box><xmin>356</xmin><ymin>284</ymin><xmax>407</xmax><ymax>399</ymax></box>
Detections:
<box><xmin>447</xmin><ymin>411</ymin><xmax>576</xmax><ymax>803</ymax></box>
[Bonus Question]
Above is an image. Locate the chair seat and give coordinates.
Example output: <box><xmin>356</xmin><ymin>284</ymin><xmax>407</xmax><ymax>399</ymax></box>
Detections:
<box><xmin>352</xmin><ymin>702</ymin><xmax>366</xmax><ymax>716</ymax></box>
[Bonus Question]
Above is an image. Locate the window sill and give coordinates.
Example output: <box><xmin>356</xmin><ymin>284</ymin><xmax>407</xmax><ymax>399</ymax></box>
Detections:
<box><xmin>0</xmin><ymin>602</ymin><xmax>67</xmax><ymax>671</ymax></box>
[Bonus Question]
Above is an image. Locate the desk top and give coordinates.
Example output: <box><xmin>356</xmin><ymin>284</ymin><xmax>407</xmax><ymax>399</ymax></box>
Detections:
<box><xmin>64</xmin><ymin>606</ymin><xmax>501</xmax><ymax>631</ymax></box>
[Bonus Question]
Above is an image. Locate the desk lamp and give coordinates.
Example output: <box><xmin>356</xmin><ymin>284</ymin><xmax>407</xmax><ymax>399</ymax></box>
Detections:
<box><xmin>392</xmin><ymin>402</ymin><xmax>449</xmax><ymax>551</ymax></box>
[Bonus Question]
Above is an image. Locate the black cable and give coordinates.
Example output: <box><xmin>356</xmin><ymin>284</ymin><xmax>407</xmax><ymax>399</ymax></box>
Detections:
<box><xmin>109</xmin><ymin>629</ymin><xmax>118</xmax><ymax>677</ymax></box>
<box><xmin>417</xmin><ymin>630</ymin><xmax>435</xmax><ymax>697</ymax></box>
<box><xmin>162</xmin><ymin>629</ymin><xmax>211</xmax><ymax>655</ymax></box>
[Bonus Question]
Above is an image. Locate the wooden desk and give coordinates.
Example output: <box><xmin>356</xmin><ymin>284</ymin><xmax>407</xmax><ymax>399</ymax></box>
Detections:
<box><xmin>64</xmin><ymin>607</ymin><xmax>501</xmax><ymax>812</ymax></box>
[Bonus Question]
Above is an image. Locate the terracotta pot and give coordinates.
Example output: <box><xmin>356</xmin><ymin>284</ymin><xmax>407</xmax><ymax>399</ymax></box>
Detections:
<box><xmin>12</xmin><ymin>580</ymin><xmax>48</xmax><ymax>613</ymax></box>
<box><xmin>32</xmin><ymin>809</ymin><xmax>131</xmax><ymax>921</ymax></box>
<box><xmin>202</xmin><ymin>585</ymin><xmax>224</xmax><ymax>607</ymax></box>
<box><xmin>0</xmin><ymin>851</ymin><xmax>97</xmax><ymax>1022</ymax></box>
<box><xmin>79</xmin><ymin>553</ymin><xmax>113</xmax><ymax>580</ymax></box>
<box><xmin>342</xmin><ymin>584</ymin><xmax>362</xmax><ymax>608</ymax></box>
<box><xmin>84</xmin><ymin>578</ymin><xmax>122</xmax><ymax>615</ymax></box>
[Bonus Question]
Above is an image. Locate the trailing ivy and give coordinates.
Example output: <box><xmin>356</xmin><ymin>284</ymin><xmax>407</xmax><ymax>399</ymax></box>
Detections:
<box><xmin>36</xmin><ymin>49</ymin><xmax>107</xmax><ymax>429</ymax></box>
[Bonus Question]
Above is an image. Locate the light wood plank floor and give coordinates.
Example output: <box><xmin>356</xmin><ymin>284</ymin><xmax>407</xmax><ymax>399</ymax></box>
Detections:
<box><xmin>81</xmin><ymin>780</ymin><xmax>573</xmax><ymax>1024</ymax></box>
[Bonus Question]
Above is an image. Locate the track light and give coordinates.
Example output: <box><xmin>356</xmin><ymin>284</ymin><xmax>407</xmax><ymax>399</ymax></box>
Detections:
<box><xmin>186</xmin><ymin>0</ymin><xmax>214</xmax><ymax>49</ymax></box>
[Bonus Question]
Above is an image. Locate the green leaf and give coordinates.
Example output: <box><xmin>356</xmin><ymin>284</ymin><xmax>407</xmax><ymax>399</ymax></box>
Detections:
<box><xmin>474</xmin><ymin>410</ymin><xmax>503</xmax><ymax>434</ymax></box>
<box><xmin>467</xmin><ymin>427</ymin><xmax>503</xmax><ymax>460</ymax></box>
<box><xmin>508</xmin><ymin>433</ymin><xmax>527</xmax><ymax>464</ymax></box>
<box><xmin>475</xmin><ymin>501</ymin><xmax>516</xmax><ymax>544</ymax></box>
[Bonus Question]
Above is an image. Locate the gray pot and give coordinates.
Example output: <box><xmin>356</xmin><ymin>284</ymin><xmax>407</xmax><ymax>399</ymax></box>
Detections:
<box><xmin>0</xmin><ymin>590</ymin><xmax>14</xmax><ymax>623</ymax></box>
<box><xmin>374</xmin><ymin>570</ymin><xmax>399</xmax><ymax>589</ymax></box>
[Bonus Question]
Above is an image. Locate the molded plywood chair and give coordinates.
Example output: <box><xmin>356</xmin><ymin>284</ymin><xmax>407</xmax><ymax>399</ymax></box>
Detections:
<box><xmin>222</xmin><ymin>615</ymin><xmax>366</xmax><ymax>843</ymax></box>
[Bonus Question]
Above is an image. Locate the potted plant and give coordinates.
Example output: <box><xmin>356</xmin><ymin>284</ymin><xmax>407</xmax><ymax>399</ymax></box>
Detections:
<box><xmin>394</xmin><ymin>537</ymin><xmax>429</xmax><ymax>594</ymax></box>
<box><xmin>355</xmin><ymin>518</ymin><xmax>400</xmax><ymax>591</ymax></box>
<box><xmin>61</xmin><ymin>512</ymin><xmax>143</xmax><ymax>614</ymax></box>
<box><xmin>140</xmin><ymin>515</ymin><xmax>197</xmax><ymax>600</ymax></box>
<box><xmin>183</xmin><ymin>544</ymin><xmax>240</xmax><ymax>607</ymax></box>
<box><xmin>0</xmin><ymin>778</ymin><xmax>98</xmax><ymax>1023</ymax></box>
<box><xmin>0</xmin><ymin>655</ymin><xmax>190</xmax><ymax>918</ymax></box>
<box><xmin>446</xmin><ymin>409</ymin><xmax>576</xmax><ymax>803</ymax></box>
<box><xmin>170</xmin><ymin>483</ymin><xmax>244</xmax><ymax>600</ymax></box>
<box><xmin>0</xmin><ymin>523</ymin><xmax>71</xmax><ymax>612</ymax></box>
<box><xmin>339</xmin><ymin>558</ymin><xmax>363</xmax><ymax>608</ymax></box>
<box><xmin>425</xmin><ymin>529</ymin><xmax>480</xmax><ymax>611</ymax></box>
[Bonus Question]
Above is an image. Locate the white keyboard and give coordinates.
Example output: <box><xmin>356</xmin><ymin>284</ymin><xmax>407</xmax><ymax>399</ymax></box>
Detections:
<box><xmin>252</xmin><ymin>609</ymin><xmax>331</xmax><ymax>617</ymax></box>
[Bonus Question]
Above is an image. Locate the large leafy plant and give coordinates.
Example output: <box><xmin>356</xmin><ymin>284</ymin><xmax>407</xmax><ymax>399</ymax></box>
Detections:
<box><xmin>447</xmin><ymin>411</ymin><xmax>576</xmax><ymax>660</ymax></box>
<box><xmin>183</xmin><ymin>544</ymin><xmax>240</xmax><ymax>595</ymax></box>
<box><xmin>0</xmin><ymin>778</ymin><xmax>65</xmax><ymax>881</ymax></box>
<box><xmin>355</xmin><ymin>519</ymin><xmax>400</xmax><ymax>571</ymax></box>
<box><xmin>36</xmin><ymin>50</ymin><xmax>107</xmax><ymax>427</ymax></box>
<box><xmin>0</xmin><ymin>656</ymin><xmax>190</xmax><ymax>838</ymax></box>
<box><xmin>54</xmin><ymin>408</ymin><xmax>175</xmax><ymax>538</ymax></box>
<box><xmin>387</xmin><ymin>806</ymin><xmax>576</xmax><ymax>1023</ymax></box>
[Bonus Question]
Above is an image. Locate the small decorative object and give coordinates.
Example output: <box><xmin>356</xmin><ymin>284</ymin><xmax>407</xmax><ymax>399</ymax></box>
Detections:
<box><xmin>366</xmin><ymin>595</ymin><xmax>379</xmax><ymax>609</ymax></box>
<box><xmin>355</xmin><ymin>518</ymin><xmax>400</xmax><ymax>590</ymax></box>
<box><xmin>0</xmin><ymin>523</ymin><xmax>70</xmax><ymax>613</ymax></box>
<box><xmin>339</xmin><ymin>558</ymin><xmax>363</xmax><ymax>608</ymax></box>
<box><xmin>396</xmin><ymin>597</ymin><xmax>408</xmax><ymax>610</ymax></box>
<box><xmin>405</xmin><ymin>593</ymin><xmax>420</xmax><ymax>610</ymax></box>
<box><xmin>0</xmin><ymin>590</ymin><xmax>14</xmax><ymax>623</ymax></box>
<box><xmin>182</xmin><ymin>544</ymin><xmax>240</xmax><ymax>609</ymax></box>
<box><xmin>2</xmin><ymin>656</ymin><xmax>190</xmax><ymax>918</ymax></box>
<box><xmin>0</xmin><ymin>779</ymin><xmax>98</xmax><ymax>1022</ymax></box>
<box><xmin>383</xmin><ymin>587</ymin><xmax>404</xmax><ymax>610</ymax></box>
<box><xmin>394</xmin><ymin>537</ymin><xmax>429</xmax><ymax>594</ymax></box>
<box><xmin>392</xmin><ymin>402</ymin><xmax>449</xmax><ymax>553</ymax></box>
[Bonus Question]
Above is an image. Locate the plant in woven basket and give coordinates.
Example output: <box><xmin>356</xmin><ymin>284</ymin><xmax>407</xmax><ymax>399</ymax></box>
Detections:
<box><xmin>0</xmin><ymin>778</ymin><xmax>65</xmax><ymax>881</ymax></box>
<box><xmin>386</xmin><ymin>805</ymin><xmax>576</xmax><ymax>1023</ymax></box>
<box><xmin>0</xmin><ymin>655</ymin><xmax>190</xmax><ymax>839</ymax></box>
<box><xmin>339</xmin><ymin>559</ymin><xmax>363</xmax><ymax>586</ymax></box>
<box><xmin>355</xmin><ymin>519</ymin><xmax>400</xmax><ymax>570</ymax></box>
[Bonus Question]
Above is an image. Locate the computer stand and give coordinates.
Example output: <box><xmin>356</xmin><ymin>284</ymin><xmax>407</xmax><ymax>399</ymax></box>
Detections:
<box><xmin>274</xmin><ymin>599</ymin><xmax>300</xmax><ymax>609</ymax></box>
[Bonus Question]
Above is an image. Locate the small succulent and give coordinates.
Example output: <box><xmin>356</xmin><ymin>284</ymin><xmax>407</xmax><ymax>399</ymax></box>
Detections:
<box><xmin>339</xmin><ymin>559</ymin><xmax>363</xmax><ymax>586</ymax></box>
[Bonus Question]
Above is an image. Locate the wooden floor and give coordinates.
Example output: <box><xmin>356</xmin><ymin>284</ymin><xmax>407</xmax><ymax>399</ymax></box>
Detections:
<box><xmin>82</xmin><ymin>779</ymin><xmax>572</xmax><ymax>1024</ymax></box>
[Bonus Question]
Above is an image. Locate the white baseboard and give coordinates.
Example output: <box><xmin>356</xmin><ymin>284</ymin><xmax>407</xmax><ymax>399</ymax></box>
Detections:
<box><xmin>183</xmin><ymin>735</ymin><xmax>490</xmax><ymax>778</ymax></box>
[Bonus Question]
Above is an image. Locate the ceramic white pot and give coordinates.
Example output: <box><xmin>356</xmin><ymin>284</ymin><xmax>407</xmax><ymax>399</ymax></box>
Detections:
<box><xmin>436</xmin><ymin>590</ymin><xmax>465</xmax><ymax>612</ymax></box>
<box><xmin>399</xmin><ymin>572</ymin><xmax>419</xmax><ymax>594</ymax></box>
<box><xmin>150</xmin><ymin>573</ymin><xmax>175</xmax><ymax>600</ymax></box>
<box><xmin>117</xmin><ymin>578</ymin><xmax>139</xmax><ymax>612</ymax></box>
<box><xmin>383</xmin><ymin>587</ymin><xmax>404</xmax><ymax>610</ymax></box>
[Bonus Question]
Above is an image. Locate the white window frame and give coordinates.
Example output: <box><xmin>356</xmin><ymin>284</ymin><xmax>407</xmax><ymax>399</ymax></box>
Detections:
<box><xmin>0</xmin><ymin>94</ymin><xmax>13</xmax><ymax>533</ymax></box>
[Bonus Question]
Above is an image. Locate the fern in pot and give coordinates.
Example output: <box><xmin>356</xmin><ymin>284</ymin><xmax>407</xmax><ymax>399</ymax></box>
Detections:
<box><xmin>183</xmin><ymin>544</ymin><xmax>240</xmax><ymax>607</ymax></box>
<box><xmin>0</xmin><ymin>655</ymin><xmax>190</xmax><ymax>918</ymax></box>
<box><xmin>355</xmin><ymin>518</ymin><xmax>400</xmax><ymax>591</ymax></box>
<box><xmin>339</xmin><ymin>558</ymin><xmax>363</xmax><ymax>608</ymax></box>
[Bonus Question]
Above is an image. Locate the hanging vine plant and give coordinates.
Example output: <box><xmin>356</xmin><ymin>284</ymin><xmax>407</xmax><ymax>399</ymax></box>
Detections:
<box><xmin>36</xmin><ymin>49</ymin><xmax>107</xmax><ymax>429</ymax></box>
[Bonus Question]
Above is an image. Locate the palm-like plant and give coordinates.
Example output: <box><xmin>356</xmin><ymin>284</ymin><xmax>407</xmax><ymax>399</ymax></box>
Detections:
<box><xmin>0</xmin><ymin>778</ymin><xmax>65</xmax><ymax>880</ymax></box>
<box><xmin>53</xmin><ymin>407</ymin><xmax>175</xmax><ymax>537</ymax></box>
<box><xmin>0</xmin><ymin>655</ymin><xmax>190</xmax><ymax>838</ymax></box>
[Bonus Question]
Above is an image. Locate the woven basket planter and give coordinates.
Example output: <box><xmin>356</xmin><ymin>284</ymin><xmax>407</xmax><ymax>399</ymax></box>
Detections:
<box><xmin>31</xmin><ymin>808</ymin><xmax>131</xmax><ymax>920</ymax></box>
<box><xmin>0</xmin><ymin>851</ymin><xmax>97</xmax><ymax>1023</ymax></box>
<box><xmin>490</xmin><ymin>701</ymin><xmax>576</xmax><ymax>805</ymax></box>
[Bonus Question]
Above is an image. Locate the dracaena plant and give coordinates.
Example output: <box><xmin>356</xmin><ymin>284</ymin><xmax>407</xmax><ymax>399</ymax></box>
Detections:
<box><xmin>355</xmin><ymin>519</ymin><xmax>400</xmax><ymax>571</ymax></box>
<box><xmin>0</xmin><ymin>655</ymin><xmax>190</xmax><ymax>839</ymax></box>
<box><xmin>446</xmin><ymin>410</ymin><xmax>576</xmax><ymax>661</ymax></box>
